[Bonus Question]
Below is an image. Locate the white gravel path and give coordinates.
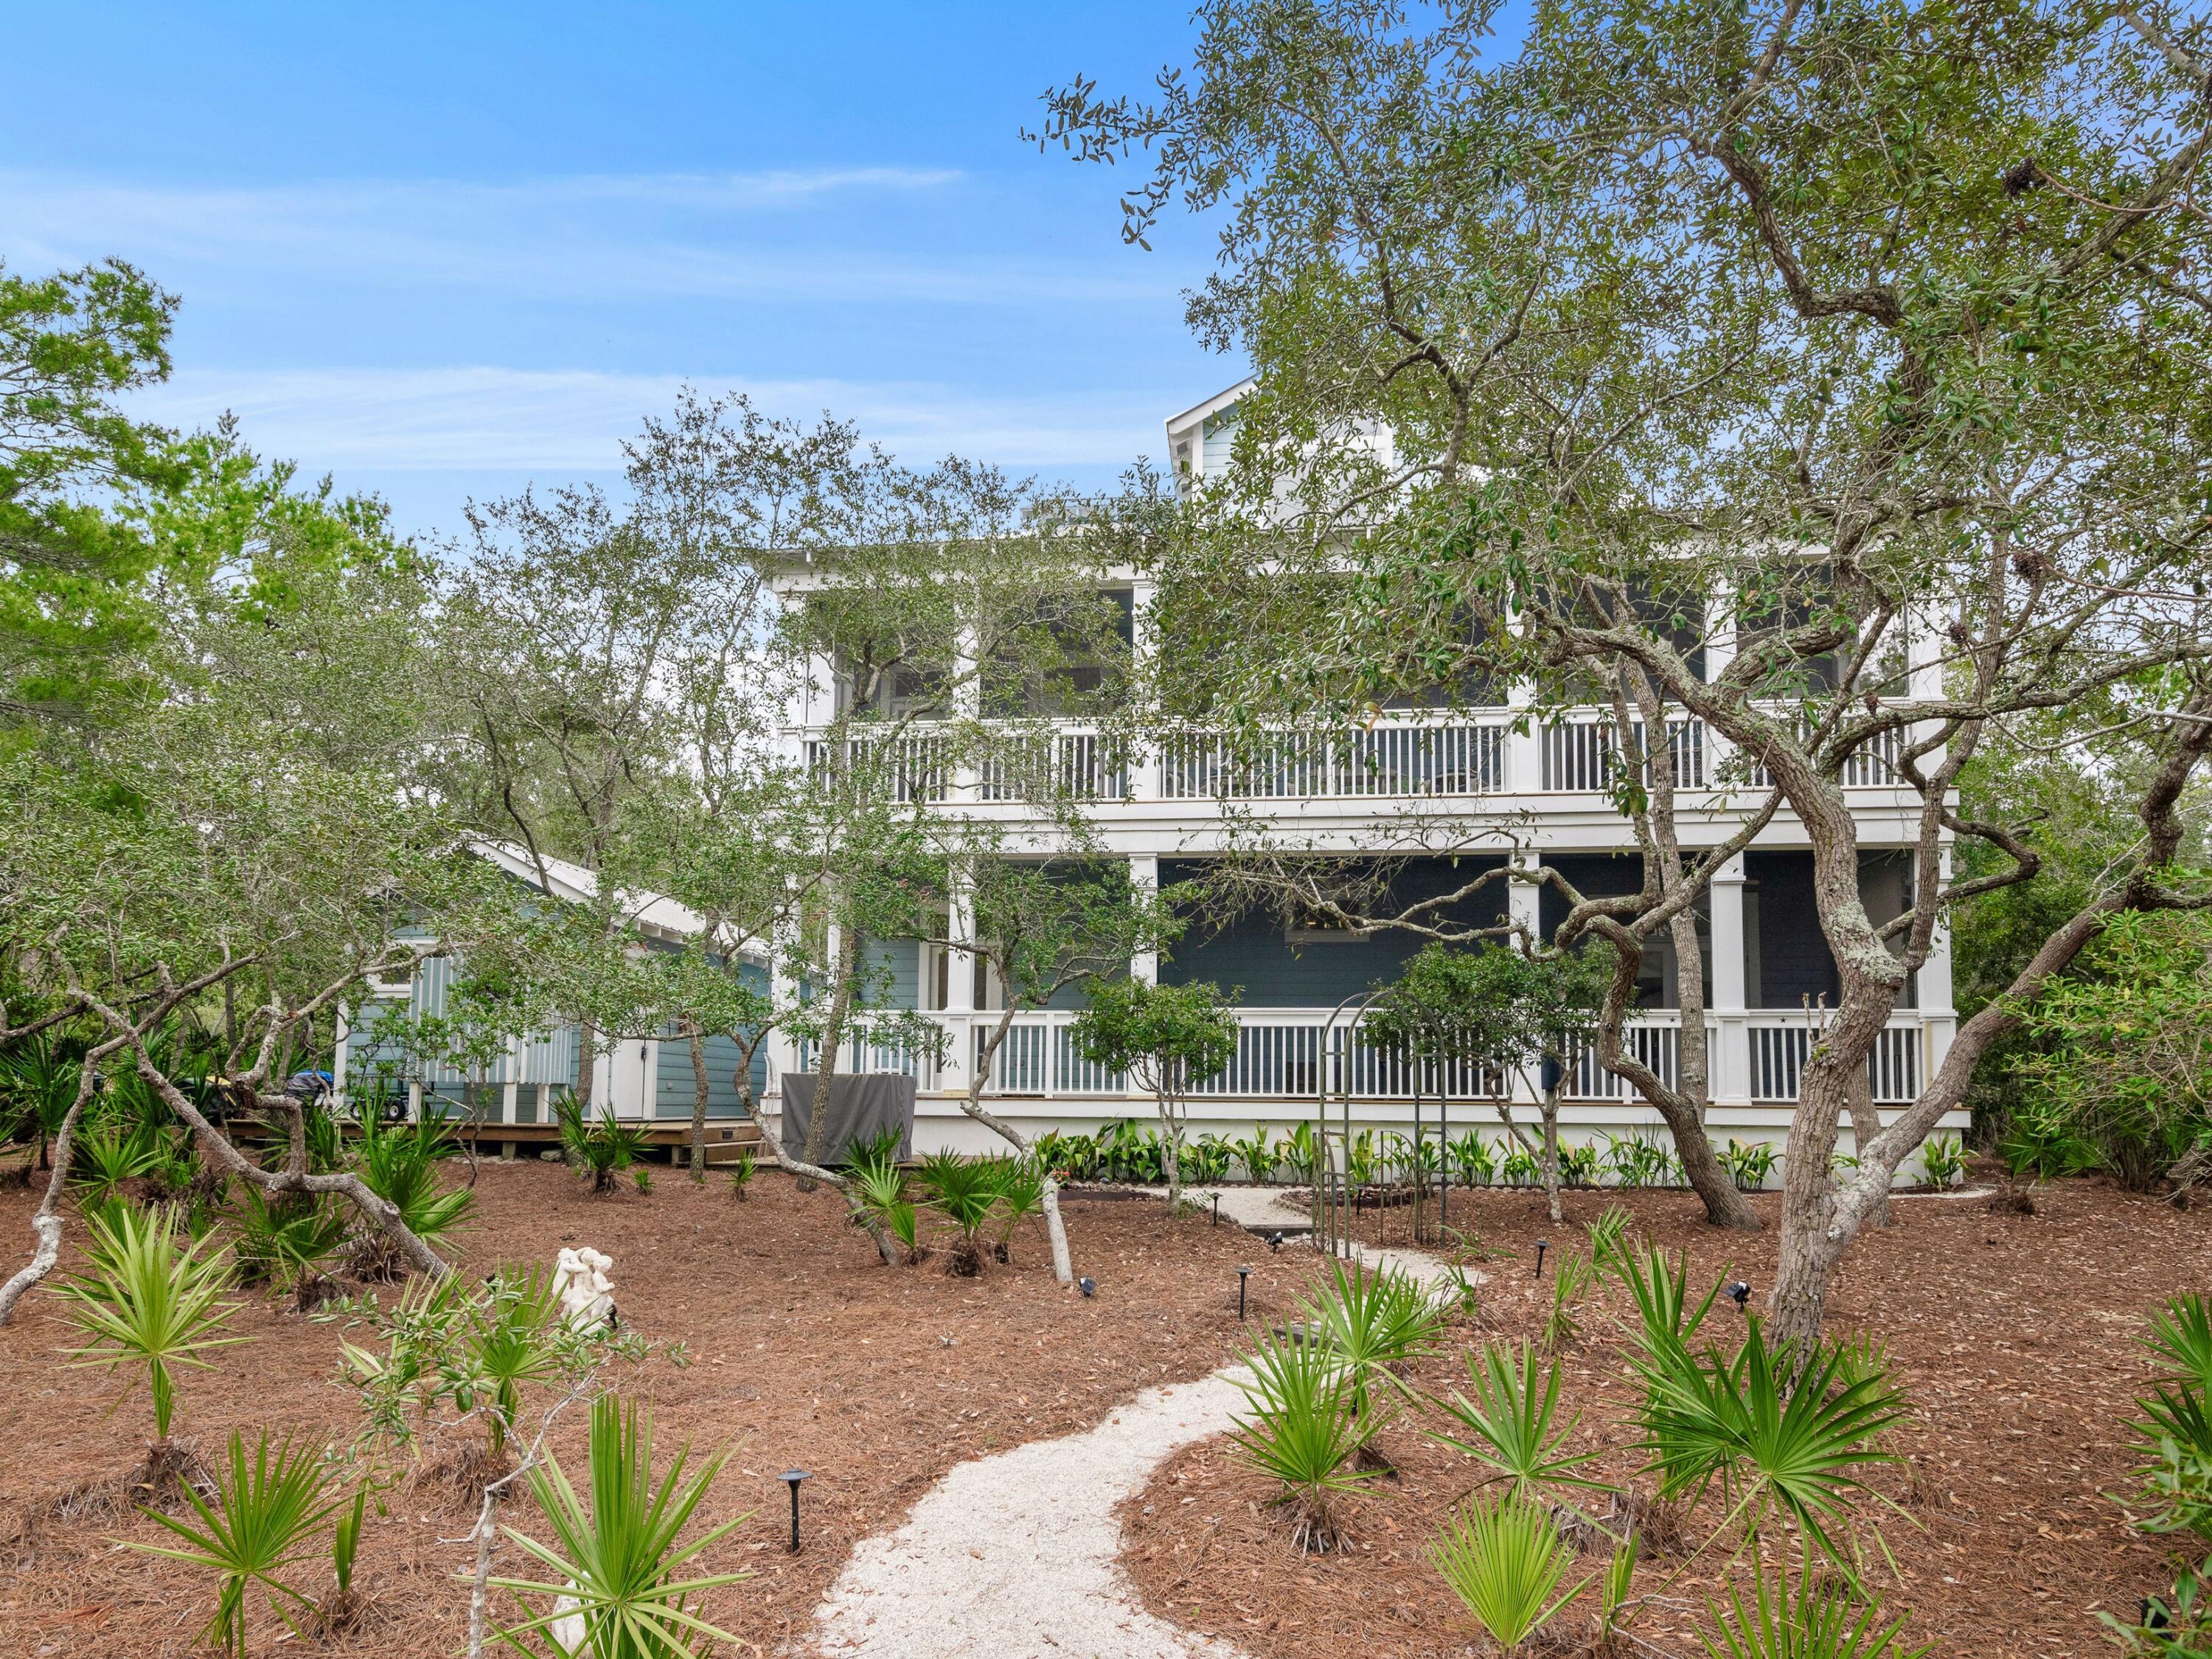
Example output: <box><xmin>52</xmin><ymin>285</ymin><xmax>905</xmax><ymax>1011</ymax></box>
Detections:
<box><xmin>811</xmin><ymin>1227</ymin><xmax>1453</xmax><ymax>1659</ymax></box>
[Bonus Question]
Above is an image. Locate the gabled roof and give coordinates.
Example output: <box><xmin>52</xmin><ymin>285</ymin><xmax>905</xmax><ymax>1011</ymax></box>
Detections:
<box><xmin>467</xmin><ymin>839</ymin><xmax>765</xmax><ymax>962</ymax></box>
<box><xmin>1164</xmin><ymin>378</ymin><xmax>1257</xmax><ymax>442</ymax></box>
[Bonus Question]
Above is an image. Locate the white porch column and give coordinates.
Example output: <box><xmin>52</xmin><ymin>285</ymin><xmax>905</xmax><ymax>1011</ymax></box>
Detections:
<box><xmin>1703</xmin><ymin>575</ymin><xmax>1738</xmax><ymax>780</ymax></box>
<box><xmin>1129</xmin><ymin>852</ymin><xmax>1161</xmax><ymax>986</ymax></box>
<box><xmin>1506</xmin><ymin>681</ymin><xmax>1540</xmax><ymax>793</ymax></box>
<box><xmin>941</xmin><ymin>867</ymin><xmax>976</xmax><ymax>1096</ymax></box>
<box><xmin>948</xmin><ymin>613</ymin><xmax>983</xmax><ymax>805</ymax></box>
<box><xmin>1709</xmin><ymin>852</ymin><xmax>1753</xmax><ymax>1105</ymax></box>
<box><xmin>1917</xmin><ymin>844</ymin><xmax>1956</xmax><ymax>1086</ymax></box>
<box><xmin>1128</xmin><ymin>577</ymin><xmax>1161</xmax><ymax>801</ymax></box>
<box><xmin>1509</xmin><ymin>849</ymin><xmax>1543</xmax><ymax>1104</ymax></box>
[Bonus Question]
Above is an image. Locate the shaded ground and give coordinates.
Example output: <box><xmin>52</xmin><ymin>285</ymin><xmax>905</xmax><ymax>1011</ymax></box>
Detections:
<box><xmin>1119</xmin><ymin>1178</ymin><xmax>2199</xmax><ymax>1659</ymax></box>
<box><xmin>0</xmin><ymin>1161</ymin><xmax>1308</xmax><ymax>1658</ymax></box>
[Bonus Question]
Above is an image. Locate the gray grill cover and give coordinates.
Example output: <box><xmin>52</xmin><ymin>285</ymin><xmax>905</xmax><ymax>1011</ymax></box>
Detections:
<box><xmin>779</xmin><ymin>1072</ymin><xmax>915</xmax><ymax>1164</ymax></box>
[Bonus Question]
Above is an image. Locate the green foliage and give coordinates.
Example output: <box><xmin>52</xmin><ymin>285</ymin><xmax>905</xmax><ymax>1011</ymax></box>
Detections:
<box><xmin>726</xmin><ymin>1150</ymin><xmax>755</xmax><ymax>1200</ymax></box>
<box><xmin>1720</xmin><ymin>1140</ymin><xmax>1779</xmax><ymax>1194</ymax></box>
<box><xmin>1632</xmin><ymin>1312</ymin><xmax>1905</xmax><ymax>1571</ymax></box>
<box><xmin>1430</xmin><ymin>1491</ymin><xmax>1590</xmax><ymax>1654</ymax></box>
<box><xmin>1366</xmin><ymin>942</ymin><xmax>1612</xmax><ymax>1087</ymax></box>
<box><xmin>1606</xmin><ymin>1131</ymin><xmax>1675</xmax><ymax>1190</ymax></box>
<box><xmin>2014</xmin><ymin>911</ymin><xmax>2212</xmax><ymax>1190</ymax></box>
<box><xmin>353</xmin><ymin>1110</ymin><xmax>472</xmax><ymax>1255</ymax></box>
<box><xmin>1274</xmin><ymin>1121</ymin><xmax>1321</xmax><ymax>1183</ymax></box>
<box><xmin>554</xmin><ymin>1093</ymin><xmax>651</xmax><ymax>1196</ymax></box>
<box><xmin>1916</xmin><ymin>1135</ymin><xmax>1965</xmax><ymax>1191</ymax></box>
<box><xmin>229</xmin><ymin>1189</ymin><xmax>348</xmax><ymax>1293</ymax></box>
<box><xmin>913</xmin><ymin>1151</ymin><xmax>1003</xmax><ymax>1275</ymax></box>
<box><xmin>2127</xmin><ymin>1294</ymin><xmax>2212</xmax><ymax>1543</ymax></box>
<box><xmin>330</xmin><ymin>1486</ymin><xmax>366</xmax><ymax>1602</ymax></box>
<box><xmin>1427</xmin><ymin>1340</ymin><xmax>1605</xmax><ymax>1498</ymax></box>
<box><xmin>1069</xmin><ymin>980</ymin><xmax>1239</xmax><ymax>1192</ymax></box>
<box><xmin>494</xmin><ymin>1394</ymin><xmax>751</xmax><ymax>1658</ymax></box>
<box><xmin>1699</xmin><ymin>1562</ymin><xmax>1928</xmax><ymax>1659</ymax></box>
<box><xmin>71</xmin><ymin>1115</ymin><xmax>163</xmax><ymax>1200</ymax></box>
<box><xmin>1228</xmin><ymin>1124</ymin><xmax>1276</xmax><ymax>1183</ymax></box>
<box><xmin>990</xmin><ymin>1155</ymin><xmax>1047</xmax><ymax>1260</ymax></box>
<box><xmin>56</xmin><ymin>1203</ymin><xmax>248</xmax><ymax>1440</ymax></box>
<box><xmin>2101</xmin><ymin>1559</ymin><xmax>2212</xmax><ymax>1657</ymax></box>
<box><xmin>0</xmin><ymin>1036</ymin><xmax>81</xmax><ymax>1166</ymax></box>
<box><xmin>465</xmin><ymin>1267</ymin><xmax>567</xmax><ymax>1455</ymax></box>
<box><xmin>1449</xmin><ymin>1130</ymin><xmax>1497</xmax><ymax>1188</ymax></box>
<box><xmin>1297</xmin><ymin>1256</ymin><xmax>1444</xmax><ymax>1429</ymax></box>
<box><xmin>127</xmin><ymin>1430</ymin><xmax>349</xmax><ymax>1655</ymax></box>
<box><xmin>1543</xmin><ymin>1245</ymin><xmax>1597</xmax><ymax>1352</ymax></box>
<box><xmin>1228</xmin><ymin>1325</ymin><xmax>1381</xmax><ymax>1553</ymax></box>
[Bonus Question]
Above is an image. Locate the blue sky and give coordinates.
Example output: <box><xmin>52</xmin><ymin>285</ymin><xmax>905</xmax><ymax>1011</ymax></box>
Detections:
<box><xmin>1</xmin><ymin>3</ymin><xmax>1235</xmax><ymax>542</ymax></box>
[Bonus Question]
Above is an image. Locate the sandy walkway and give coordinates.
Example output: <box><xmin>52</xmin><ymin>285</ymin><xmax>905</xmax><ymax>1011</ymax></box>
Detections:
<box><xmin>812</xmin><ymin>1214</ymin><xmax>1452</xmax><ymax>1659</ymax></box>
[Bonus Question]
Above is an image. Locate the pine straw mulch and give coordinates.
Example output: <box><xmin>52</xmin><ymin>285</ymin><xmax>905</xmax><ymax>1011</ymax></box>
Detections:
<box><xmin>1119</xmin><ymin>1177</ymin><xmax>2206</xmax><ymax>1659</ymax></box>
<box><xmin>0</xmin><ymin>1159</ymin><xmax>1315</xmax><ymax>1658</ymax></box>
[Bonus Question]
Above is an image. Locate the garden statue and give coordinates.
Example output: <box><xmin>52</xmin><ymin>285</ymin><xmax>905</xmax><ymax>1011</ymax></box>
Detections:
<box><xmin>552</xmin><ymin>1245</ymin><xmax>616</xmax><ymax>1328</ymax></box>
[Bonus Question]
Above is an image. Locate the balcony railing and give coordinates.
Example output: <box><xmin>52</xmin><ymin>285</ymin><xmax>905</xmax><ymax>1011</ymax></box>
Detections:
<box><xmin>804</xmin><ymin>731</ymin><xmax>950</xmax><ymax>804</ymax></box>
<box><xmin>816</xmin><ymin>1006</ymin><xmax>1932</xmax><ymax>1109</ymax></box>
<box><xmin>975</xmin><ymin>726</ymin><xmax>1127</xmax><ymax>802</ymax></box>
<box><xmin>1159</xmin><ymin>717</ymin><xmax>1508</xmax><ymax>801</ymax></box>
<box><xmin>1541</xmin><ymin>715</ymin><xmax>1707</xmax><ymax>792</ymax></box>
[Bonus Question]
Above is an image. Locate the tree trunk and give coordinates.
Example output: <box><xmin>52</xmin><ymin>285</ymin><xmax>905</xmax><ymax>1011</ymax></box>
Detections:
<box><xmin>686</xmin><ymin>1026</ymin><xmax>712</xmax><ymax>1181</ymax></box>
<box><xmin>1158</xmin><ymin>1081</ymin><xmax>1184</xmax><ymax>1212</ymax></box>
<box><xmin>1540</xmin><ymin>1082</ymin><xmax>1565</xmax><ymax>1225</ymax></box>
<box><xmin>801</xmin><ymin>924</ymin><xmax>863</xmax><ymax>1190</ymax></box>
<box><xmin>0</xmin><ymin>1054</ymin><xmax>101</xmax><ymax>1325</ymax></box>
<box><xmin>1845</xmin><ymin>1067</ymin><xmax>1890</xmax><ymax>1226</ymax></box>
<box><xmin>575</xmin><ymin>1022</ymin><xmax>598</xmax><ymax>1115</ymax></box>
<box><xmin>963</xmin><ymin>1009</ymin><xmax>1075</xmax><ymax>1285</ymax></box>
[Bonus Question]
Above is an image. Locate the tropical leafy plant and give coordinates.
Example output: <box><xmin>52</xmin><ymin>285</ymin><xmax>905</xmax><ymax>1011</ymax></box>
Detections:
<box><xmin>1916</xmin><ymin>1134</ymin><xmax>1966</xmax><ymax>1191</ymax></box>
<box><xmin>2100</xmin><ymin>1558</ymin><xmax>2212</xmax><ymax>1656</ymax></box>
<box><xmin>0</xmin><ymin>1036</ymin><xmax>80</xmax><ymax>1168</ymax></box>
<box><xmin>1700</xmin><ymin>1562</ymin><xmax>1929</xmax><ymax>1658</ymax></box>
<box><xmin>72</xmin><ymin>1116</ymin><xmax>164</xmax><ymax>1202</ymax></box>
<box><xmin>1297</xmin><ymin>1256</ymin><xmax>1444</xmax><ymax>1441</ymax></box>
<box><xmin>1427</xmin><ymin>1340</ymin><xmax>1606</xmax><ymax>1499</ymax></box>
<box><xmin>1633</xmin><ymin>1312</ymin><xmax>1905</xmax><ymax>1570</ymax></box>
<box><xmin>913</xmin><ymin>1150</ymin><xmax>1001</xmax><ymax>1275</ymax></box>
<box><xmin>726</xmin><ymin>1149</ymin><xmax>755</xmax><ymax>1201</ymax></box>
<box><xmin>493</xmin><ymin>1394</ymin><xmax>751</xmax><ymax>1658</ymax></box>
<box><xmin>1450</xmin><ymin>1130</ymin><xmax>1497</xmax><ymax>1188</ymax></box>
<box><xmin>990</xmin><ymin>1155</ymin><xmax>1046</xmax><ymax>1262</ymax></box>
<box><xmin>554</xmin><ymin>1094</ymin><xmax>651</xmax><ymax>1196</ymax></box>
<box><xmin>465</xmin><ymin>1267</ymin><xmax>566</xmax><ymax>1455</ymax></box>
<box><xmin>127</xmin><ymin>1430</ymin><xmax>349</xmax><ymax>1655</ymax></box>
<box><xmin>1430</xmin><ymin>1491</ymin><xmax>1591</xmax><ymax>1654</ymax></box>
<box><xmin>1274</xmin><ymin>1121</ymin><xmax>1321</xmax><ymax>1184</ymax></box>
<box><xmin>229</xmin><ymin>1188</ymin><xmax>349</xmax><ymax>1296</ymax></box>
<box><xmin>1502</xmin><ymin>1145</ymin><xmax>1541</xmax><ymax>1188</ymax></box>
<box><xmin>322</xmin><ymin>1486</ymin><xmax>367</xmax><ymax>1632</ymax></box>
<box><xmin>1227</xmin><ymin>1324</ymin><xmax>1381</xmax><ymax>1553</ymax></box>
<box><xmin>1228</xmin><ymin>1124</ymin><xmax>1276</xmax><ymax>1183</ymax></box>
<box><xmin>353</xmin><ymin>1109</ymin><xmax>472</xmax><ymax>1270</ymax></box>
<box><xmin>1720</xmin><ymin>1139</ymin><xmax>1779</xmax><ymax>1193</ymax></box>
<box><xmin>55</xmin><ymin>1203</ymin><xmax>248</xmax><ymax>1442</ymax></box>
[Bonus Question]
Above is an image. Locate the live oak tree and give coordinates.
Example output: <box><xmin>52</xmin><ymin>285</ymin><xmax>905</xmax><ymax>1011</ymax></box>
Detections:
<box><xmin>1037</xmin><ymin>0</ymin><xmax>2212</xmax><ymax>1349</ymax></box>
<box><xmin>0</xmin><ymin>499</ymin><xmax>515</xmax><ymax>1321</ymax></box>
<box><xmin>1070</xmin><ymin>977</ymin><xmax>1241</xmax><ymax>1212</ymax></box>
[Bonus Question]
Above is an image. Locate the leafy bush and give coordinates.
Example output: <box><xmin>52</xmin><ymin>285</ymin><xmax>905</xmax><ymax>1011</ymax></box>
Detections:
<box><xmin>1297</xmin><ymin>1257</ymin><xmax>1444</xmax><ymax>1437</ymax></box>
<box><xmin>56</xmin><ymin>1203</ymin><xmax>248</xmax><ymax>1441</ymax></box>
<box><xmin>1228</xmin><ymin>1124</ymin><xmax>1276</xmax><ymax>1183</ymax></box>
<box><xmin>1450</xmin><ymin>1130</ymin><xmax>1498</xmax><ymax>1188</ymax></box>
<box><xmin>353</xmin><ymin>1109</ymin><xmax>472</xmax><ymax>1268</ymax></box>
<box><xmin>1559</xmin><ymin>1141</ymin><xmax>1602</xmax><ymax>1189</ymax></box>
<box><xmin>913</xmin><ymin>1151</ymin><xmax>1001</xmax><ymax>1276</ymax></box>
<box><xmin>1228</xmin><ymin>1325</ymin><xmax>1380</xmax><ymax>1553</ymax></box>
<box><xmin>726</xmin><ymin>1150</ymin><xmax>755</xmax><ymax>1200</ymax></box>
<box><xmin>2128</xmin><ymin>1293</ymin><xmax>2212</xmax><ymax>1540</ymax></box>
<box><xmin>1720</xmin><ymin>1139</ymin><xmax>1778</xmax><ymax>1193</ymax></box>
<box><xmin>128</xmin><ymin>1430</ymin><xmax>349</xmax><ymax>1656</ymax></box>
<box><xmin>72</xmin><ymin>1116</ymin><xmax>163</xmax><ymax>1202</ymax></box>
<box><xmin>1700</xmin><ymin>1562</ymin><xmax>1928</xmax><ymax>1658</ymax></box>
<box><xmin>554</xmin><ymin>1094</ymin><xmax>652</xmax><ymax>1196</ymax></box>
<box><xmin>1632</xmin><ymin>1311</ymin><xmax>1905</xmax><ymax>1569</ymax></box>
<box><xmin>990</xmin><ymin>1156</ymin><xmax>1046</xmax><ymax>1262</ymax></box>
<box><xmin>1182</xmin><ymin>1133</ymin><xmax>1233</xmax><ymax>1184</ymax></box>
<box><xmin>2100</xmin><ymin>1559</ymin><xmax>2212</xmax><ymax>1657</ymax></box>
<box><xmin>1427</xmin><ymin>1340</ymin><xmax>1604</xmax><ymax>1499</ymax></box>
<box><xmin>1916</xmin><ymin>1133</ymin><xmax>1966</xmax><ymax>1190</ymax></box>
<box><xmin>493</xmin><ymin>1394</ymin><xmax>751</xmax><ymax>1657</ymax></box>
<box><xmin>1274</xmin><ymin>1121</ymin><xmax>1321</xmax><ymax>1184</ymax></box>
<box><xmin>1430</xmin><ymin>1491</ymin><xmax>1590</xmax><ymax>1654</ymax></box>
<box><xmin>1502</xmin><ymin>1146</ymin><xmax>1540</xmax><ymax>1188</ymax></box>
<box><xmin>1605</xmin><ymin>1131</ymin><xmax>1673</xmax><ymax>1191</ymax></box>
<box><xmin>0</xmin><ymin>1035</ymin><xmax>80</xmax><ymax>1167</ymax></box>
<box><xmin>465</xmin><ymin>1267</ymin><xmax>566</xmax><ymax>1455</ymax></box>
<box><xmin>229</xmin><ymin>1189</ymin><xmax>348</xmax><ymax>1295</ymax></box>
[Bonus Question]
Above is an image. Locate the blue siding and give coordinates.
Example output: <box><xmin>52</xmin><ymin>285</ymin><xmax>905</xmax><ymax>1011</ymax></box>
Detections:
<box><xmin>861</xmin><ymin>937</ymin><xmax>922</xmax><ymax>1011</ymax></box>
<box><xmin>654</xmin><ymin>1031</ymin><xmax>757</xmax><ymax>1119</ymax></box>
<box><xmin>1159</xmin><ymin>857</ymin><xmax>1509</xmax><ymax>1006</ymax></box>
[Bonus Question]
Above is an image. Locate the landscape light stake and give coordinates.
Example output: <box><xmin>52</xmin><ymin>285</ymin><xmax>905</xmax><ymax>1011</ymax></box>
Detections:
<box><xmin>1211</xmin><ymin>1192</ymin><xmax>1220</xmax><ymax>1228</ymax></box>
<box><xmin>1534</xmin><ymin>1239</ymin><xmax>1549</xmax><ymax>1279</ymax></box>
<box><xmin>1237</xmin><ymin>1266</ymin><xmax>1251</xmax><ymax>1321</ymax></box>
<box><xmin>1728</xmin><ymin>1280</ymin><xmax>1752</xmax><ymax>1315</ymax></box>
<box><xmin>782</xmin><ymin>1470</ymin><xmax>809</xmax><ymax>1551</ymax></box>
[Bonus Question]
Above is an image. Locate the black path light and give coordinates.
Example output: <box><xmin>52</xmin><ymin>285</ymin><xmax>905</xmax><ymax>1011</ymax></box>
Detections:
<box><xmin>1211</xmin><ymin>1192</ymin><xmax>1220</xmax><ymax>1228</ymax></box>
<box><xmin>1728</xmin><ymin>1280</ymin><xmax>1753</xmax><ymax>1314</ymax></box>
<box><xmin>1237</xmin><ymin>1266</ymin><xmax>1251</xmax><ymax>1321</ymax></box>
<box><xmin>1534</xmin><ymin>1239</ymin><xmax>1549</xmax><ymax>1278</ymax></box>
<box><xmin>1079</xmin><ymin>1275</ymin><xmax>1096</xmax><ymax>1298</ymax></box>
<box><xmin>782</xmin><ymin>1470</ymin><xmax>809</xmax><ymax>1551</ymax></box>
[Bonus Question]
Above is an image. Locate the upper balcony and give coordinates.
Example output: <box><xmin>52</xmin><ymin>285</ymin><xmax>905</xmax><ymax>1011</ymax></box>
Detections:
<box><xmin>798</xmin><ymin>706</ymin><xmax>1918</xmax><ymax>811</ymax></box>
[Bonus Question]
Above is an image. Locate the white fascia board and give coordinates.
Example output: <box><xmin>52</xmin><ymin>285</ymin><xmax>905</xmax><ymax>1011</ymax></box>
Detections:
<box><xmin>1164</xmin><ymin>378</ymin><xmax>1257</xmax><ymax>445</ymax></box>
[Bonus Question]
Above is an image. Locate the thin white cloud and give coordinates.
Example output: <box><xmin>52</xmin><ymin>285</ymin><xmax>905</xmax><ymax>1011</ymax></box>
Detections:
<box><xmin>0</xmin><ymin>166</ymin><xmax>1165</xmax><ymax>307</ymax></box>
<box><xmin>133</xmin><ymin>365</ymin><xmax>1165</xmax><ymax>474</ymax></box>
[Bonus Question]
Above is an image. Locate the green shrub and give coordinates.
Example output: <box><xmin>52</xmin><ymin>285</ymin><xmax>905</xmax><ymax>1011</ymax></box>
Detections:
<box><xmin>913</xmin><ymin>1151</ymin><xmax>1001</xmax><ymax>1276</ymax></box>
<box><xmin>56</xmin><ymin>1203</ymin><xmax>248</xmax><ymax>1442</ymax></box>
<box><xmin>553</xmin><ymin>1094</ymin><xmax>651</xmax><ymax>1196</ymax></box>
<box><xmin>1427</xmin><ymin>1340</ymin><xmax>1604</xmax><ymax>1499</ymax></box>
<box><xmin>1228</xmin><ymin>1325</ymin><xmax>1380</xmax><ymax>1553</ymax></box>
<box><xmin>493</xmin><ymin>1394</ymin><xmax>751</xmax><ymax>1658</ymax></box>
<box><xmin>229</xmin><ymin>1189</ymin><xmax>348</xmax><ymax>1295</ymax></box>
<box><xmin>1700</xmin><ymin>1562</ymin><xmax>1928</xmax><ymax>1658</ymax></box>
<box><xmin>1430</xmin><ymin>1491</ymin><xmax>1590</xmax><ymax>1654</ymax></box>
<box><xmin>128</xmin><ymin>1430</ymin><xmax>349</xmax><ymax>1655</ymax></box>
<box><xmin>1297</xmin><ymin>1256</ymin><xmax>1443</xmax><ymax>1437</ymax></box>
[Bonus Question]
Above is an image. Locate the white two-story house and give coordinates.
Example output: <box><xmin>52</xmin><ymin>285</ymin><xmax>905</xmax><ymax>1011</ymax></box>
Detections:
<box><xmin>759</xmin><ymin>381</ymin><xmax>1962</xmax><ymax>1168</ymax></box>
